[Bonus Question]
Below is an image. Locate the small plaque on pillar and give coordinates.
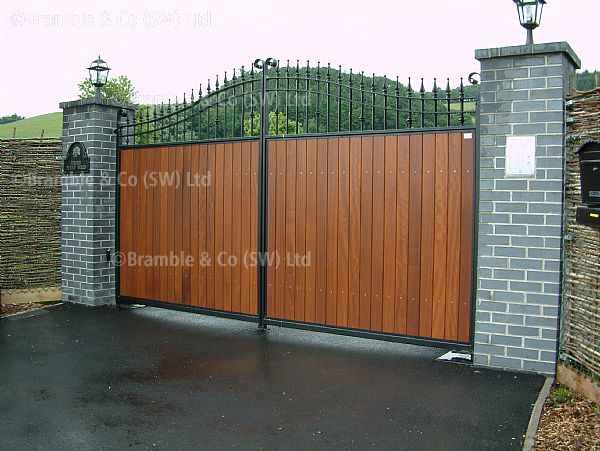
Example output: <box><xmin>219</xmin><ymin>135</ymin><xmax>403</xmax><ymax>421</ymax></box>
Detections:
<box><xmin>505</xmin><ymin>136</ymin><xmax>536</xmax><ymax>177</ymax></box>
<box><xmin>64</xmin><ymin>142</ymin><xmax>90</xmax><ymax>174</ymax></box>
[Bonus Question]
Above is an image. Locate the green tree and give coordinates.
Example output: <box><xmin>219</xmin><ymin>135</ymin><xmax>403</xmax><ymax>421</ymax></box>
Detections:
<box><xmin>0</xmin><ymin>114</ymin><xmax>24</xmax><ymax>124</ymax></box>
<box><xmin>78</xmin><ymin>74</ymin><xmax>137</xmax><ymax>103</ymax></box>
<box><xmin>576</xmin><ymin>70</ymin><xmax>599</xmax><ymax>91</ymax></box>
<box><xmin>244</xmin><ymin>111</ymin><xmax>305</xmax><ymax>136</ymax></box>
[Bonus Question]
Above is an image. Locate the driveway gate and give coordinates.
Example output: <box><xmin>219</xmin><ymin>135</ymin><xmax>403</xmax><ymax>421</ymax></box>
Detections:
<box><xmin>117</xmin><ymin>58</ymin><xmax>477</xmax><ymax>349</ymax></box>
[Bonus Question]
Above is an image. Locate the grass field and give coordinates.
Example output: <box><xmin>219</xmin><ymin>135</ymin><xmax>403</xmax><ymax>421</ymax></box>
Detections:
<box><xmin>0</xmin><ymin>112</ymin><xmax>62</xmax><ymax>139</ymax></box>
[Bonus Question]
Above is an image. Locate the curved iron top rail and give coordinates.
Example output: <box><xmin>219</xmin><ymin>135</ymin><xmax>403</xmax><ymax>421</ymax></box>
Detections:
<box><xmin>118</xmin><ymin>59</ymin><xmax>477</xmax><ymax>146</ymax></box>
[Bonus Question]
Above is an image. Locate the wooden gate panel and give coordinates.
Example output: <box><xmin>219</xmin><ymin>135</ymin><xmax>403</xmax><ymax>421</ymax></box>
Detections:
<box><xmin>119</xmin><ymin>142</ymin><xmax>259</xmax><ymax>315</ymax></box>
<box><xmin>267</xmin><ymin>131</ymin><xmax>474</xmax><ymax>343</ymax></box>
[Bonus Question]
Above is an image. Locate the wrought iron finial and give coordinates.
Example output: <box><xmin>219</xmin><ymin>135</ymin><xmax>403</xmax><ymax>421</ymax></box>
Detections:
<box><xmin>468</xmin><ymin>72</ymin><xmax>480</xmax><ymax>85</ymax></box>
<box><xmin>215</xmin><ymin>75</ymin><xmax>220</xmax><ymax>91</ymax></box>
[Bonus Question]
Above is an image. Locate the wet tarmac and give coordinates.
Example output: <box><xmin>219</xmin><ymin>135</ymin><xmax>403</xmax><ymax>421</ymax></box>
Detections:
<box><xmin>0</xmin><ymin>303</ymin><xmax>544</xmax><ymax>450</ymax></box>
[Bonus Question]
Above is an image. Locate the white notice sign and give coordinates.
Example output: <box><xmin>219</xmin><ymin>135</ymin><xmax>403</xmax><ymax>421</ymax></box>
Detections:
<box><xmin>505</xmin><ymin>136</ymin><xmax>536</xmax><ymax>177</ymax></box>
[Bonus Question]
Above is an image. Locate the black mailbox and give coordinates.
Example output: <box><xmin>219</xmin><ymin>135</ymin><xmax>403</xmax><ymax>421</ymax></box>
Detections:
<box><xmin>576</xmin><ymin>141</ymin><xmax>600</xmax><ymax>228</ymax></box>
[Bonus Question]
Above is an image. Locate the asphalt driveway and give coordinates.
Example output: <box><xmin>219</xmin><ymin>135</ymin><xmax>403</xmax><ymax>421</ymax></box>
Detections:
<box><xmin>0</xmin><ymin>304</ymin><xmax>544</xmax><ymax>450</ymax></box>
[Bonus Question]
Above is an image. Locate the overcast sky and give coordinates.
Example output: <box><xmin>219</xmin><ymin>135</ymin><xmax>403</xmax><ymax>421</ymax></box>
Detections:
<box><xmin>1</xmin><ymin>0</ymin><xmax>597</xmax><ymax>118</ymax></box>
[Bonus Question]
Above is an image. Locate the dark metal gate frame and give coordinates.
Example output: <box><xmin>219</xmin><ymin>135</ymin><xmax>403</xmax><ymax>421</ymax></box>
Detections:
<box><xmin>116</xmin><ymin>57</ymin><xmax>479</xmax><ymax>351</ymax></box>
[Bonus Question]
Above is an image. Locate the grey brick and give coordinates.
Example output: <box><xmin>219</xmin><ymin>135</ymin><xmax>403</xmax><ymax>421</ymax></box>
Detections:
<box><xmin>511</xmin><ymin>260</ymin><xmax>545</xmax><ymax>274</ymax></box>
<box><xmin>512</xmin><ymin>214</ymin><xmax>545</xmax><ymax>225</ymax></box>
<box><xmin>526</xmin><ymin>293</ymin><xmax>558</xmax><ymax>306</ymax></box>
<box><xmin>493</xmin><ymin>269</ymin><xmax>524</xmax><ymax>281</ymax></box>
<box><xmin>495</xmin><ymin>247</ymin><xmax>526</xmax><ymax>258</ymax></box>
<box><xmin>527</xmin><ymin>271</ymin><xmax>560</xmax><ymax>283</ymax></box>
<box><xmin>509</xmin><ymin>304</ymin><xmax>541</xmax><ymax>315</ymax></box>
<box><xmin>512</xmin><ymin>236</ymin><xmax>544</xmax><ymax>247</ymax></box>
<box><xmin>540</xmin><ymin>351</ymin><xmax>557</xmax><ymax>362</ymax></box>
<box><xmin>507</xmin><ymin>347</ymin><xmax>539</xmax><ymax>360</ymax></box>
<box><xmin>541</xmin><ymin>328</ymin><xmax>558</xmax><ymax>340</ymax></box>
<box><xmin>495</xmin><ymin>180</ymin><xmax>528</xmax><ymax>190</ymax></box>
<box><xmin>530</xmin><ymin>66</ymin><xmax>564</xmax><ymax>77</ymax></box>
<box><xmin>522</xmin><ymin>360</ymin><xmax>555</xmax><ymax>374</ymax></box>
<box><xmin>489</xmin><ymin>356</ymin><xmax>522</xmax><ymax>369</ymax></box>
<box><xmin>495</xmin><ymin>202</ymin><xmax>528</xmax><ymax>213</ymax></box>
<box><xmin>525</xmin><ymin>316</ymin><xmax>558</xmax><ymax>328</ymax></box>
<box><xmin>492</xmin><ymin>291</ymin><xmax>525</xmax><ymax>302</ymax></box>
<box><xmin>513</xmin><ymin>123</ymin><xmax>547</xmax><ymax>134</ymax></box>
<box><xmin>513</xmin><ymin>100</ymin><xmax>547</xmax><ymax>112</ymax></box>
<box><xmin>478</xmin><ymin>300</ymin><xmax>508</xmax><ymax>312</ymax></box>
<box><xmin>475</xmin><ymin>333</ymin><xmax>490</xmax><ymax>344</ymax></box>
<box><xmin>530</xmin><ymin>111</ymin><xmax>564</xmax><ymax>122</ymax></box>
<box><xmin>491</xmin><ymin>334</ymin><xmax>522</xmax><ymax>347</ymax></box>
<box><xmin>476</xmin><ymin>344</ymin><xmax>506</xmax><ymax>356</ymax></box>
<box><xmin>477</xmin><ymin>323</ymin><xmax>507</xmax><ymax>334</ymax></box>
<box><xmin>510</xmin><ymin>280</ymin><xmax>543</xmax><ymax>292</ymax></box>
<box><xmin>507</xmin><ymin>325</ymin><xmax>541</xmax><ymax>337</ymax></box>
<box><xmin>473</xmin><ymin>354</ymin><xmax>489</xmax><ymax>365</ymax></box>
<box><xmin>524</xmin><ymin>338</ymin><xmax>557</xmax><ymax>351</ymax></box>
<box><xmin>513</xmin><ymin>78</ymin><xmax>546</xmax><ymax>89</ymax></box>
<box><xmin>492</xmin><ymin>313</ymin><xmax>524</xmax><ymax>325</ymax></box>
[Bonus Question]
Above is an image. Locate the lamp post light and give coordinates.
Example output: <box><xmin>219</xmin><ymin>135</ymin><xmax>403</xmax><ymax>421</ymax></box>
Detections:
<box><xmin>513</xmin><ymin>0</ymin><xmax>546</xmax><ymax>45</ymax></box>
<box><xmin>87</xmin><ymin>55</ymin><xmax>111</xmax><ymax>99</ymax></box>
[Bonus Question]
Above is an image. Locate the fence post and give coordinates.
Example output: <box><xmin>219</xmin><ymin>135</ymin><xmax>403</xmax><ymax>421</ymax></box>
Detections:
<box><xmin>474</xmin><ymin>42</ymin><xmax>580</xmax><ymax>375</ymax></box>
<box><xmin>59</xmin><ymin>97</ymin><xmax>136</xmax><ymax>306</ymax></box>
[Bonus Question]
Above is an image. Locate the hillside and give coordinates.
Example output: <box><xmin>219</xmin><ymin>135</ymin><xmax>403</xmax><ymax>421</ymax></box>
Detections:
<box><xmin>0</xmin><ymin>112</ymin><xmax>62</xmax><ymax>139</ymax></box>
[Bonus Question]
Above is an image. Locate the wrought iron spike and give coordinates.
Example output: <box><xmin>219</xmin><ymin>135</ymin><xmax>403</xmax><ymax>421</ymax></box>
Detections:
<box><xmin>360</xmin><ymin>71</ymin><xmax>364</xmax><ymax>89</ymax></box>
<box><xmin>419</xmin><ymin>78</ymin><xmax>425</xmax><ymax>94</ymax></box>
<box><xmin>395</xmin><ymin>76</ymin><xmax>400</xmax><ymax>95</ymax></box>
<box><xmin>446</xmin><ymin>78</ymin><xmax>451</xmax><ymax>95</ymax></box>
<box><xmin>316</xmin><ymin>61</ymin><xmax>321</xmax><ymax>80</ymax></box>
<box><xmin>175</xmin><ymin>96</ymin><xmax>179</xmax><ymax>109</ymax></box>
<box><xmin>160</xmin><ymin>101</ymin><xmax>164</xmax><ymax>114</ymax></box>
<box><xmin>296</xmin><ymin>60</ymin><xmax>300</xmax><ymax>75</ymax></box>
<box><xmin>183</xmin><ymin>93</ymin><xmax>187</xmax><ymax>106</ymax></box>
<box><xmin>199</xmin><ymin>83</ymin><xmax>203</xmax><ymax>98</ymax></box>
<box><xmin>371</xmin><ymin>73</ymin><xmax>376</xmax><ymax>91</ymax></box>
<box><xmin>327</xmin><ymin>63</ymin><xmax>331</xmax><ymax>80</ymax></box>
<box><xmin>167</xmin><ymin>99</ymin><xmax>172</xmax><ymax>112</ymax></box>
<box><xmin>338</xmin><ymin>65</ymin><xmax>342</xmax><ymax>82</ymax></box>
<box><xmin>383</xmin><ymin>76</ymin><xmax>388</xmax><ymax>93</ymax></box>
<box><xmin>349</xmin><ymin>68</ymin><xmax>354</xmax><ymax>85</ymax></box>
<box><xmin>232</xmin><ymin>68</ymin><xmax>236</xmax><ymax>81</ymax></box>
<box><xmin>240</xmin><ymin>66</ymin><xmax>245</xmax><ymax>80</ymax></box>
<box><xmin>191</xmin><ymin>88</ymin><xmax>195</xmax><ymax>102</ymax></box>
<box><xmin>207</xmin><ymin>79</ymin><xmax>211</xmax><ymax>94</ymax></box>
<box><xmin>223</xmin><ymin>71</ymin><xmax>228</xmax><ymax>85</ymax></box>
<box><xmin>433</xmin><ymin>78</ymin><xmax>438</xmax><ymax>94</ymax></box>
<box><xmin>215</xmin><ymin>75</ymin><xmax>220</xmax><ymax>90</ymax></box>
<box><xmin>407</xmin><ymin>77</ymin><xmax>412</xmax><ymax>94</ymax></box>
<box><xmin>286</xmin><ymin>60</ymin><xmax>290</xmax><ymax>76</ymax></box>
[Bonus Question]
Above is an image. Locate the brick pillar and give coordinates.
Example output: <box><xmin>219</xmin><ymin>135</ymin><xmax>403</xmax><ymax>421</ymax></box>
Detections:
<box><xmin>474</xmin><ymin>42</ymin><xmax>580</xmax><ymax>375</ymax></box>
<box><xmin>60</xmin><ymin>98</ymin><xmax>136</xmax><ymax>306</ymax></box>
